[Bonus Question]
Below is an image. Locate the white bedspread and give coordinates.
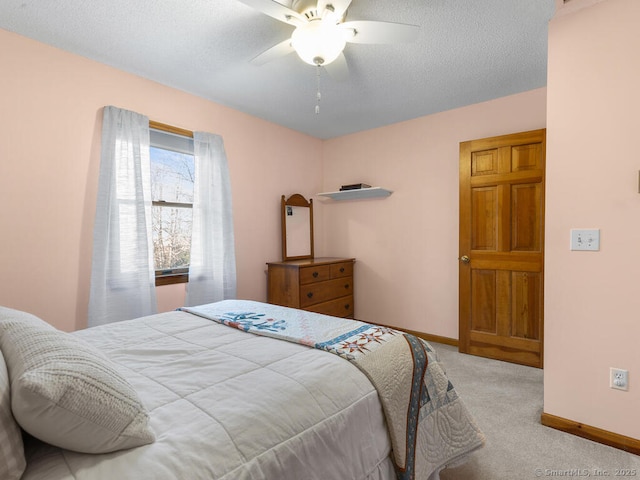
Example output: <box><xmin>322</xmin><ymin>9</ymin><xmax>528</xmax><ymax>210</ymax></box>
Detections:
<box><xmin>22</xmin><ymin>310</ymin><xmax>395</xmax><ymax>480</ymax></box>
<box><xmin>183</xmin><ymin>300</ymin><xmax>485</xmax><ymax>480</ymax></box>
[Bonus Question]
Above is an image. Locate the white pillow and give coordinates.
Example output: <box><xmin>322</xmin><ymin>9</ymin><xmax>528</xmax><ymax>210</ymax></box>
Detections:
<box><xmin>0</xmin><ymin>306</ymin><xmax>155</xmax><ymax>454</ymax></box>
<box><xmin>0</xmin><ymin>348</ymin><xmax>26</xmax><ymax>480</ymax></box>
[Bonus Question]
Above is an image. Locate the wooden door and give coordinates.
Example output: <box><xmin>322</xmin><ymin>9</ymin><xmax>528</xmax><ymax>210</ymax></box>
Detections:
<box><xmin>459</xmin><ymin>129</ymin><xmax>545</xmax><ymax>368</ymax></box>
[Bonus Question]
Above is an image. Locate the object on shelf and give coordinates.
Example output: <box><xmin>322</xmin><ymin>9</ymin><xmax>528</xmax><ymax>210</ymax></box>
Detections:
<box><xmin>340</xmin><ymin>183</ymin><xmax>371</xmax><ymax>191</ymax></box>
<box><xmin>317</xmin><ymin>187</ymin><xmax>393</xmax><ymax>200</ymax></box>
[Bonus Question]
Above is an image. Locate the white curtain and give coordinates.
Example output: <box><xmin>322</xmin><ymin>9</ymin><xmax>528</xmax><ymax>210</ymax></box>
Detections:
<box><xmin>185</xmin><ymin>132</ymin><xmax>237</xmax><ymax>306</ymax></box>
<box><xmin>88</xmin><ymin>106</ymin><xmax>157</xmax><ymax>327</ymax></box>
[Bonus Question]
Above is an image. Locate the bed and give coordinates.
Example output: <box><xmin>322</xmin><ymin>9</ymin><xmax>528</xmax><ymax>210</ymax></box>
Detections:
<box><xmin>0</xmin><ymin>300</ymin><xmax>484</xmax><ymax>480</ymax></box>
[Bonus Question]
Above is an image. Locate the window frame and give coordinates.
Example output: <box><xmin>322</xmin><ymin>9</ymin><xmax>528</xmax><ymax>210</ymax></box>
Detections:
<box><xmin>149</xmin><ymin>120</ymin><xmax>195</xmax><ymax>287</ymax></box>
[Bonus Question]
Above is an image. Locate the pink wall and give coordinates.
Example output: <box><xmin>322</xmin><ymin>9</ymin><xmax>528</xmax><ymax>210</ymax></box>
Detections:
<box><xmin>544</xmin><ymin>0</ymin><xmax>640</xmax><ymax>439</ymax></box>
<box><xmin>319</xmin><ymin>89</ymin><xmax>547</xmax><ymax>338</ymax></box>
<box><xmin>0</xmin><ymin>29</ymin><xmax>322</xmax><ymax>331</ymax></box>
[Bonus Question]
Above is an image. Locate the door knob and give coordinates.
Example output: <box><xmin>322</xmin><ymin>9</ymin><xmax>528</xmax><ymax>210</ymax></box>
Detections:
<box><xmin>460</xmin><ymin>255</ymin><xmax>470</xmax><ymax>264</ymax></box>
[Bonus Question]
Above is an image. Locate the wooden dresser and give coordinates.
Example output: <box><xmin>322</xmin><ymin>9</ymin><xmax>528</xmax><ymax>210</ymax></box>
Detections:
<box><xmin>266</xmin><ymin>257</ymin><xmax>355</xmax><ymax>318</ymax></box>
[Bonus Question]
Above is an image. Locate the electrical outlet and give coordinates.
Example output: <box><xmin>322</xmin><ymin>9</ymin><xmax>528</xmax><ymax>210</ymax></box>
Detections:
<box><xmin>610</xmin><ymin>368</ymin><xmax>629</xmax><ymax>391</ymax></box>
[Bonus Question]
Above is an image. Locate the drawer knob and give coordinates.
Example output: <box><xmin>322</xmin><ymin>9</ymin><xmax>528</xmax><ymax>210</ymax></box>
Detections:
<box><xmin>344</xmin><ymin>304</ymin><xmax>350</xmax><ymax>310</ymax></box>
<box><xmin>344</xmin><ymin>284</ymin><xmax>350</xmax><ymax>289</ymax></box>
<box><xmin>312</xmin><ymin>271</ymin><xmax>319</xmax><ymax>278</ymax></box>
<box><xmin>307</xmin><ymin>292</ymin><xmax>314</xmax><ymax>299</ymax></box>
<box><xmin>339</xmin><ymin>267</ymin><xmax>345</xmax><ymax>273</ymax></box>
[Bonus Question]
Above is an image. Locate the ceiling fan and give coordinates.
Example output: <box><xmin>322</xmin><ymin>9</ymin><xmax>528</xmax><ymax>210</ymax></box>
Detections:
<box><xmin>237</xmin><ymin>0</ymin><xmax>420</xmax><ymax>80</ymax></box>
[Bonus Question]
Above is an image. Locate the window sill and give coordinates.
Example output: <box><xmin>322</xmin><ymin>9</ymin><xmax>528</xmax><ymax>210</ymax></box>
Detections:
<box><xmin>155</xmin><ymin>273</ymin><xmax>189</xmax><ymax>286</ymax></box>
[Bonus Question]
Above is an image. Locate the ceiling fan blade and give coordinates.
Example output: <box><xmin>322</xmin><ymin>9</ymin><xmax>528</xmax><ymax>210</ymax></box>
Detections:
<box><xmin>317</xmin><ymin>0</ymin><xmax>353</xmax><ymax>20</ymax></box>
<box><xmin>250</xmin><ymin>38</ymin><xmax>295</xmax><ymax>65</ymax></box>
<box><xmin>236</xmin><ymin>0</ymin><xmax>306</xmax><ymax>26</ymax></box>
<box><xmin>323</xmin><ymin>52</ymin><xmax>349</xmax><ymax>81</ymax></box>
<box><xmin>340</xmin><ymin>20</ymin><xmax>420</xmax><ymax>44</ymax></box>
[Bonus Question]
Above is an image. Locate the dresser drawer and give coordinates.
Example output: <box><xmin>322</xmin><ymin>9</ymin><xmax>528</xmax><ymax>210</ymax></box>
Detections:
<box><xmin>299</xmin><ymin>265</ymin><xmax>331</xmax><ymax>284</ymax></box>
<box><xmin>305</xmin><ymin>296</ymin><xmax>354</xmax><ymax>318</ymax></box>
<box><xmin>330</xmin><ymin>262</ymin><xmax>353</xmax><ymax>278</ymax></box>
<box><xmin>300</xmin><ymin>277</ymin><xmax>353</xmax><ymax>307</ymax></box>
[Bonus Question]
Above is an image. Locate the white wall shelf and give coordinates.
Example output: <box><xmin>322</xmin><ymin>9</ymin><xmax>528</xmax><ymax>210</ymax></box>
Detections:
<box><xmin>317</xmin><ymin>187</ymin><xmax>393</xmax><ymax>200</ymax></box>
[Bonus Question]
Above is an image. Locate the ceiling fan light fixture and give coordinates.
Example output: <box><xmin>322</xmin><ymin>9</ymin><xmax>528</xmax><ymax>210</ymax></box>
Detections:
<box><xmin>291</xmin><ymin>19</ymin><xmax>346</xmax><ymax>66</ymax></box>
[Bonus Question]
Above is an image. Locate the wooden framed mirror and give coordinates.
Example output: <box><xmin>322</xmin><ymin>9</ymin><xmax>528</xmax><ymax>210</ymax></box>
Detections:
<box><xmin>281</xmin><ymin>194</ymin><xmax>314</xmax><ymax>261</ymax></box>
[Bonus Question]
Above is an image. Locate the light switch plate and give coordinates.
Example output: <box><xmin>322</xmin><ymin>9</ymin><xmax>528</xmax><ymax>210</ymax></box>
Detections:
<box><xmin>570</xmin><ymin>229</ymin><xmax>600</xmax><ymax>251</ymax></box>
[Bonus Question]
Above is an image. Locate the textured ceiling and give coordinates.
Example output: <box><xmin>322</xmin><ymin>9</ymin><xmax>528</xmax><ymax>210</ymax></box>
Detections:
<box><xmin>0</xmin><ymin>0</ymin><xmax>555</xmax><ymax>139</ymax></box>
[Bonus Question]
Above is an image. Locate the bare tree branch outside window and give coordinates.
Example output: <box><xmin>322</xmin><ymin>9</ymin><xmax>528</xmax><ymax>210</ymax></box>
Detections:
<box><xmin>150</xmin><ymin>146</ymin><xmax>195</xmax><ymax>272</ymax></box>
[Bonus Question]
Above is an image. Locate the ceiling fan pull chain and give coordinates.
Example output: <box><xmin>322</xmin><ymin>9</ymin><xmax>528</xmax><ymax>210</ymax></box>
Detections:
<box><xmin>315</xmin><ymin>65</ymin><xmax>322</xmax><ymax>114</ymax></box>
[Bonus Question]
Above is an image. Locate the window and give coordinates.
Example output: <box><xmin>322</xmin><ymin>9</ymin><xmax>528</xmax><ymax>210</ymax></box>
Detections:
<box><xmin>149</xmin><ymin>121</ymin><xmax>195</xmax><ymax>286</ymax></box>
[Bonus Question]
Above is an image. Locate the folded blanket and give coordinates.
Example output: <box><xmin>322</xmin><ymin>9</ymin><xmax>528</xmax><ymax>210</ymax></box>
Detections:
<box><xmin>182</xmin><ymin>300</ymin><xmax>484</xmax><ymax>480</ymax></box>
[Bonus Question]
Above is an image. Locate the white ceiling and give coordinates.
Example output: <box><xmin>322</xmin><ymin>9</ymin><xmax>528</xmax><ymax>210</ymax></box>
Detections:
<box><xmin>0</xmin><ymin>0</ymin><xmax>555</xmax><ymax>139</ymax></box>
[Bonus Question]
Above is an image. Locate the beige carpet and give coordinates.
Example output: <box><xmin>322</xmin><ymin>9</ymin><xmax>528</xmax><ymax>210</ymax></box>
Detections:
<box><xmin>430</xmin><ymin>342</ymin><xmax>640</xmax><ymax>480</ymax></box>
